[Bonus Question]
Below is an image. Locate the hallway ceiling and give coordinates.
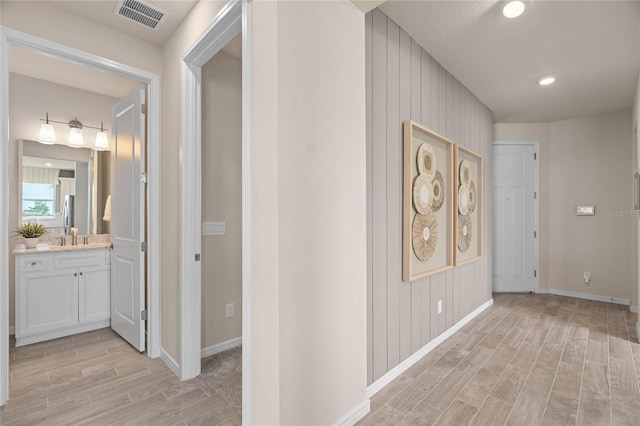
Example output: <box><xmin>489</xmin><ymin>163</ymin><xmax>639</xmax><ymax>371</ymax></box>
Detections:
<box><xmin>9</xmin><ymin>1</ymin><xmax>240</xmax><ymax>100</ymax></box>
<box><xmin>11</xmin><ymin>1</ymin><xmax>636</xmax><ymax>124</ymax></box>
<box><xmin>48</xmin><ymin>0</ymin><xmax>198</xmax><ymax>46</ymax></box>
<box><xmin>380</xmin><ymin>0</ymin><xmax>640</xmax><ymax>123</ymax></box>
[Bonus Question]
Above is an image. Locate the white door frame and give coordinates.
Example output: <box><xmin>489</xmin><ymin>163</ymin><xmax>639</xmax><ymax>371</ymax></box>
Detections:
<box><xmin>179</xmin><ymin>0</ymin><xmax>251</xmax><ymax>421</ymax></box>
<box><xmin>0</xmin><ymin>27</ymin><xmax>162</xmax><ymax>406</ymax></box>
<box><xmin>492</xmin><ymin>141</ymin><xmax>540</xmax><ymax>293</ymax></box>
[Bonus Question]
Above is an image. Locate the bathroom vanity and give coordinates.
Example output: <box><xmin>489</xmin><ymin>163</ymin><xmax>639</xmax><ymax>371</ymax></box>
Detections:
<box><xmin>14</xmin><ymin>244</ymin><xmax>111</xmax><ymax>346</ymax></box>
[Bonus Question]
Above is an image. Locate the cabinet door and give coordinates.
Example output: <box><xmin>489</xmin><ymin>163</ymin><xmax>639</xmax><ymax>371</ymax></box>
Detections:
<box><xmin>79</xmin><ymin>265</ymin><xmax>111</xmax><ymax>324</ymax></box>
<box><xmin>18</xmin><ymin>268</ymin><xmax>79</xmax><ymax>336</ymax></box>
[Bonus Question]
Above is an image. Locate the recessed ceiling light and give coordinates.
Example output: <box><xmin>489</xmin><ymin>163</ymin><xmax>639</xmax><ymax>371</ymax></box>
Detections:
<box><xmin>44</xmin><ymin>162</ymin><xmax>53</xmax><ymax>167</ymax></box>
<box><xmin>539</xmin><ymin>76</ymin><xmax>556</xmax><ymax>86</ymax></box>
<box><xmin>503</xmin><ymin>1</ymin><xmax>525</xmax><ymax>18</ymax></box>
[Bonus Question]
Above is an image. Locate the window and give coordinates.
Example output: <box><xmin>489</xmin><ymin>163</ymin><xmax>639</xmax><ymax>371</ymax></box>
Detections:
<box><xmin>22</xmin><ymin>183</ymin><xmax>56</xmax><ymax>220</ymax></box>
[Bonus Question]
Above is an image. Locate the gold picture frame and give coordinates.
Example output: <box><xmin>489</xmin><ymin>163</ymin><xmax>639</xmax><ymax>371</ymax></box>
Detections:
<box><xmin>454</xmin><ymin>145</ymin><xmax>483</xmax><ymax>265</ymax></box>
<box><xmin>403</xmin><ymin>121</ymin><xmax>454</xmax><ymax>281</ymax></box>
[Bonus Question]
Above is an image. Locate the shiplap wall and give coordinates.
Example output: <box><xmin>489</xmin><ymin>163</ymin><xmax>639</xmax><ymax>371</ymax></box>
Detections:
<box><xmin>366</xmin><ymin>9</ymin><xmax>494</xmax><ymax>384</ymax></box>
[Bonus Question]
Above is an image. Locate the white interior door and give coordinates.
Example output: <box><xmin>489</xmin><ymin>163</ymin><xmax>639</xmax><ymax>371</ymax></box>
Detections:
<box><xmin>110</xmin><ymin>86</ymin><xmax>146</xmax><ymax>351</ymax></box>
<box><xmin>492</xmin><ymin>144</ymin><xmax>537</xmax><ymax>292</ymax></box>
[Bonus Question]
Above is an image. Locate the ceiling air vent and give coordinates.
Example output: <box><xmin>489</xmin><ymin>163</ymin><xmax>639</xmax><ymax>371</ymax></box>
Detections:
<box><xmin>114</xmin><ymin>0</ymin><xmax>168</xmax><ymax>31</ymax></box>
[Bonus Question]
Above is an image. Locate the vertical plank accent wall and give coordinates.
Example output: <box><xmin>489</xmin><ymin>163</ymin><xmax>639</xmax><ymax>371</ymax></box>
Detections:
<box><xmin>366</xmin><ymin>9</ymin><xmax>494</xmax><ymax>384</ymax></box>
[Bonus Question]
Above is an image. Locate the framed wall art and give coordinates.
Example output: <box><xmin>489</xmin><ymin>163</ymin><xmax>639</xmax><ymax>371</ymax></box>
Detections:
<box><xmin>454</xmin><ymin>145</ymin><xmax>483</xmax><ymax>265</ymax></box>
<box><xmin>403</xmin><ymin>120</ymin><xmax>454</xmax><ymax>281</ymax></box>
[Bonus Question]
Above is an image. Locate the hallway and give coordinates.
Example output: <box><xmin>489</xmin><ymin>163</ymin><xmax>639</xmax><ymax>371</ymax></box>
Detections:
<box><xmin>360</xmin><ymin>293</ymin><xmax>640</xmax><ymax>425</ymax></box>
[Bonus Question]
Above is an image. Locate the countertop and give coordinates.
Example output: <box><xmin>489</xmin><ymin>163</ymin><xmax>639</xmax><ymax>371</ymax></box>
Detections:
<box><xmin>13</xmin><ymin>243</ymin><xmax>111</xmax><ymax>256</ymax></box>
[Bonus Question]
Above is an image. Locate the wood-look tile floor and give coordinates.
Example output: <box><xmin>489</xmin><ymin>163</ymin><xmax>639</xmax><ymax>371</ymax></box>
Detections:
<box><xmin>0</xmin><ymin>328</ymin><xmax>241</xmax><ymax>425</ymax></box>
<box><xmin>360</xmin><ymin>293</ymin><xmax>640</xmax><ymax>426</ymax></box>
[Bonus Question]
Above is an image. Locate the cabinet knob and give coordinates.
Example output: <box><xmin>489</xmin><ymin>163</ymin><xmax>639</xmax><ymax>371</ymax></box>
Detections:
<box><xmin>74</xmin><ymin>273</ymin><xmax>77</xmax><ymax>277</ymax></box>
<box><xmin>80</xmin><ymin>272</ymin><xmax>83</xmax><ymax>276</ymax></box>
<box><xmin>30</xmin><ymin>262</ymin><xmax>36</xmax><ymax>266</ymax></box>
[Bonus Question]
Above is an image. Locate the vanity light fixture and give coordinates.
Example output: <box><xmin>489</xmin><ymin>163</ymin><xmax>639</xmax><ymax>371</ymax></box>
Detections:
<box><xmin>68</xmin><ymin>118</ymin><xmax>84</xmax><ymax>148</ymax></box>
<box><xmin>539</xmin><ymin>76</ymin><xmax>556</xmax><ymax>86</ymax></box>
<box><xmin>38</xmin><ymin>113</ymin><xmax>56</xmax><ymax>145</ymax></box>
<box><xmin>38</xmin><ymin>114</ymin><xmax>109</xmax><ymax>150</ymax></box>
<box><xmin>503</xmin><ymin>1</ymin><xmax>525</xmax><ymax>18</ymax></box>
<box><xmin>94</xmin><ymin>122</ymin><xmax>109</xmax><ymax>151</ymax></box>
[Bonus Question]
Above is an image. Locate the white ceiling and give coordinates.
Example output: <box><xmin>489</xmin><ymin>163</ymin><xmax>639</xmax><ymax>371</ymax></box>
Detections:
<box><xmin>48</xmin><ymin>0</ymin><xmax>198</xmax><ymax>46</ymax></box>
<box><xmin>9</xmin><ymin>0</ymin><xmax>240</xmax><ymax>99</ymax></box>
<box><xmin>13</xmin><ymin>0</ymin><xmax>635</xmax><ymax>124</ymax></box>
<box><xmin>380</xmin><ymin>0</ymin><xmax>640</xmax><ymax>123</ymax></box>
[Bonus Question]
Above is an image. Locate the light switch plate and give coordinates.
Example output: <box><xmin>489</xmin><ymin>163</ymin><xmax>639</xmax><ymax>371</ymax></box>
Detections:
<box><xmin>203</xmin><ymin>221</ymin><xmax>225</xmax><ymax>236</ymax></box>
<box><xmin>576</xmin><ymin>206</ymin><xmax>595</xmax><ymax>216</ymax></box>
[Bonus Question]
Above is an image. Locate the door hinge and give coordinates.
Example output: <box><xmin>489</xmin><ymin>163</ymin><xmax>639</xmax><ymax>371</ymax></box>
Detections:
<box><xmin>534</xmin><ymin>153</ymin><xmax>537</xmax><ymax>160</ymax></box>
<box><xmin>140</xmin><ymin>172</ymin><xmax>148</xmax><ymax>183</ymax></box>
<box><xmin>534</xmin><ymin>231</ymin><xmax>537</xmax><ymax>238</ymax></box>
<box><xmin>141</xmin><ymin>241</ymin><xmax>148</xmax><ymax>252</ymax></box>
<box><xmin>195</xmin><ymin>253</ymin><xmax>201</xmax><ymax>261</ymax></box>
<box><xmin>141</xmin><ymin>104</ymin><xmax>147</xmax><ymax>114</ymax></box>
<box><xmin>534</xmin><ymin>270</ymin><xmax>537</xmax><ymax>277</ymax></box>
<box><xmin>141</xmin><ymin>310</ymin><xmax>148</xmax><ymax>321</ymax></box>
<box><xmin>534</xmin><ymin>192</ymin><xmax>537</xmax><ymax>199</ymax></box>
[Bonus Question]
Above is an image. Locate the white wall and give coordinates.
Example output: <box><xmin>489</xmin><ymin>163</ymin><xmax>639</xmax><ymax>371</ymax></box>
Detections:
<box><xmin>201</xmin><ymin>49</ymin><xmax>242</xmax><ymax>350</ymax></box>
<box><xmin>496</xmin><ymin>110</ymin><xmax>633</xmax><ymax>302</ymax></box>
<box><xmin>248</xmin><ymin>2</ymin><xmax>281</xmax><ymax>422</ymax></box>
<box><xmin>634</xmin><ymin>72</ymin><xmax>640</xmax><ymax>320</ymax></box>
<box><xmin>549</xmin><ymin>111</ymin><xmax>632</xmax><ymax>299</ymax></box>
<box><xmin>8</xmin><ymin>73</ymin><xmax>117</xmax><ymax>330</ymax></box>
<box><xmin>275</xmin><ymin>2</ymin><xmax>367</xmax><ymax>423</ymax></box>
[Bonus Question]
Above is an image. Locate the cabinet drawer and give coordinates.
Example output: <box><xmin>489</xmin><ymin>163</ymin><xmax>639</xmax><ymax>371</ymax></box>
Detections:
<box><xmin>54</xmin><ymin>251</ymin><xmax>107</xmax><ymax>269</ymax></box>
<box><xmin>18</xmin><ymin>256</ymin><xmax>50</xmax><ymax>272</ymax></box>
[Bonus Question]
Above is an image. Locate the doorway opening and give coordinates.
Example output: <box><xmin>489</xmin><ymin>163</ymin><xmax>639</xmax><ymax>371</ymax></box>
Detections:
<box><xmin>0</xmin><ymin>27</ymin><xmax>161</xmax><ymax>407</ymax></box>
<box><xmin>198</xmin><ymin>32</ymin><xmax>243</xmax><ymax>414</ymax></box>
<box><xmin>179</xmin><ymin>0</ymin><xmax>251</xmax><ymax>421</ymax></box>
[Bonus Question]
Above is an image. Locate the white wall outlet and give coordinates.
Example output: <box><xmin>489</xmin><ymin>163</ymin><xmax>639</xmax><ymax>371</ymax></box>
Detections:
<box><xmin>203</xmin><ymin>221</ymin><xmax>225</xmax><ymax>236</ymax></box>
<box><xmin>584</xmin><ymin>271</ymin><xmax>591</xmax><ymax>284</ymax></box>
<box><xmin>437</xmin><ymin>300</ymin><xmax>442</xmax><ymax>314</ymax></box>
<box><xmin>226</xmin><ymin>303</ymin><xmax>234</xmax><ymax>318</ymax></box>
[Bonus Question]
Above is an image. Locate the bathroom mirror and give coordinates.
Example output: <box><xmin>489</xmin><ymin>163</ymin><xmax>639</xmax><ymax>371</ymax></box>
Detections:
<box><xmin>18</xmin><ymin>139</ymin><xmax>111</xmax><ymax>235</ymax></box>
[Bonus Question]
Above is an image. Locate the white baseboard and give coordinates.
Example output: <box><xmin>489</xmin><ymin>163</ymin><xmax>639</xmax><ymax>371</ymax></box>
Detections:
<box><xmin>201</xmin><ymin>336</ymin><xmax>242</xmax><ymax>358</ymax></box>
<box><xmin>161</xmin><ymin>348</ymin><xmax>180</xmax><ymax>378</ymax></box>
<box><xmin>9</xmin><ymin>326</ymin><xmax>14</xmax><ymax>336</ymax></box>
<box><xmin>15</xmin><ymin>320</ymin><xmax>110</xmax><ymax>347</ymax></box>
<box><xmin>631</xmin><ymin>306</ymin><xmax>638</xmax><ymax>314</ymax></box>
<box><xmin>543</xmin><ymin>288</ymin><xmax>630</xmax><ymax>306</ymax></box>
<box><xmin>335</xmin><ymin>399</ymin><xmax>370</xmax><ymax>426</ymax></box>
<box><xmin>367</xmin><ymin>298</ymin><xmax>494</xmax><ymax>398</ymax></box>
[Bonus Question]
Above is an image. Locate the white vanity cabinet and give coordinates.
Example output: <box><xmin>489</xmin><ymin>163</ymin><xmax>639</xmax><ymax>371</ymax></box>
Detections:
<box><xmin>15</xmin><ymin>248</ymin><xmax>111</xmax><ymax>346</ymax></box>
